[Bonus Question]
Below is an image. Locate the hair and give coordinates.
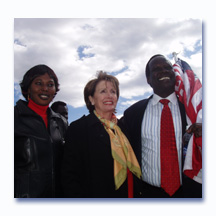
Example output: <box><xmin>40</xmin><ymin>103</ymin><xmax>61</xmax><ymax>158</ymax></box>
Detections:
<box><xmin>51</xmin><ymin>101</ymin><xmax>67</xmax><ymax>111</ymax></box>
<box><xmin>84</xmin><ymin>71</ymin><xmax>119</xmax><ymax>113</ymax></box>
<box><xmin>20</xmin><ymin>64</ymin><xmax>60</xmax><ymax>100</ymax></box>
<box><xmin>145</xmin><ymin>54</ymin><xmax>165</xmax><ymax>80</ymax></box>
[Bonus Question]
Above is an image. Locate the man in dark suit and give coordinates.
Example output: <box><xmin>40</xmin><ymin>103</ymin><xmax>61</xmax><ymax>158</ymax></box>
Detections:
<box><xmin>121</xmin><ymin>54</ymin><xmax>202</xmax><ymax>198</ymax></box>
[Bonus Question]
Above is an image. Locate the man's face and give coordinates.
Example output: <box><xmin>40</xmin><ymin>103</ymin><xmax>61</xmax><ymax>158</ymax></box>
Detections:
<box><xmin>56</xmin><ymin>105</ymin><xmax>68</xmax><ymax>120</ymax></box>
<box><xmin>147</xmin><ymin>56</ymin><xmax>176</xmax><ymax>97</ymax></box>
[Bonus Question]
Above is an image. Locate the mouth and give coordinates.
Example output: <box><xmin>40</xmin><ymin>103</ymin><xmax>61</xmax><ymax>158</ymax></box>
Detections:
<box><xmin>39</xmin><ymin>94</ymin><xmax>49</xmax><ymax>100</ymax></box>
<box><xmin>158</xmin><ymin>76</ymin><xmax>170</xmax><ymax>81</ymax></box>
<box><xmin>103</xmin><ymin>101</ymin><xmax>113</xmax><ymax>105</ymax></box>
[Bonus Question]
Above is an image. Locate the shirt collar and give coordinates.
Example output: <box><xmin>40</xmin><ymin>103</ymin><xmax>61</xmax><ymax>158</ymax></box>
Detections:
<box><xmin>152</xmin><ymin>92</ymin><xmax>178</xmax><ymax>106</ymax></box>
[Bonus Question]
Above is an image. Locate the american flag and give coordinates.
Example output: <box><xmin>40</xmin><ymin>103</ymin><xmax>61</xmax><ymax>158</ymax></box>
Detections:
<box><xmin>173</xmin><ymin>57</ymin><xmax>202</xmax><ymax>184</ymax></box>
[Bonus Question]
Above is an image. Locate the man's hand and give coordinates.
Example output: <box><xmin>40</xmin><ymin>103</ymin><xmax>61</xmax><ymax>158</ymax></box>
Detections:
<box><xmin>186</xmin><ymin>123</ymin><xmax>202</xmax><ymax>137</ymax></box>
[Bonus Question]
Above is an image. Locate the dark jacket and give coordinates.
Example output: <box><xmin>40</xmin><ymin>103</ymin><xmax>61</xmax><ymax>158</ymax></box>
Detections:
<box><xmin>14</xmin><ymin>100</ymin><xmax>68</xmax><ymax>198</ymax></box>
<box><xmin>62</xmin><ymin>113</ymin><xmax>128</xmax><ymax>198</ymax></box>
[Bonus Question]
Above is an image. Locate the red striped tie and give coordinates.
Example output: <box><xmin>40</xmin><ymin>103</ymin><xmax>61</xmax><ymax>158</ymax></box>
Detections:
<box><xmin>160</xmin><ymin>99</ymin><xmax>180</xmax><ymax>196</ymax></box>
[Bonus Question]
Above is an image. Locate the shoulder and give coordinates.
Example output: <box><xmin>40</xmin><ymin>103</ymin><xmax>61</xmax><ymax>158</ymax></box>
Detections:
<box><xmin>49</xmin><ymin>108</ymin><xmax>69</xmax><ymax>133</ymax></box>
<box><xmin>65</xmin><ymin>114</ymin><xmax>90</xmax><ymax>144</ymax></box>
<box><xmin>124</xmin><ymin>96</ymin><xmax>152</xmax><ymax>116</ymax></box>
<box><xmin>67</xmin><ymin>114</ymin><xmax>89</xmax><ymax>132</ymax></box>
<box><xmin>14</xmin><ymin>100</ymin><xmax>28</xmax><ymax>114</ymax></box>
<box><xmin>68</xmin><ymin>113</ymin><xmax>101</xmax><ymax>135</ymax></box>
<box><xmin>14</xmin><ymin>100</ymin><xmax>35</xmax><ymax>123</ymax></box>
<box><xmin>70</xmin><ymin>114</ymin><xmax>88</xmax><ymax>125</ymax></box>
<box><xmin>49</xmin><ymin>108</ymin><xmax>67</xmax><ymax>122</ymax></box>
<box><xmin>70</xmin><ymin>113</ymin><xmax>99</xmax><ymax>126</ymax></box>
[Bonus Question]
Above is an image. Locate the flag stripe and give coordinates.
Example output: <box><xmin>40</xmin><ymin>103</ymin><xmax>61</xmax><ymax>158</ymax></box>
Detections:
<box><xmin>173</xmin><ymin>58</ymin><xmax>202</xmax><ymax>184</ymax></box>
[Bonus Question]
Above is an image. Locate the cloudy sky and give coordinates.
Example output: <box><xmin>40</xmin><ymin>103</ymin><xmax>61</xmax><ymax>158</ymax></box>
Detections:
<box><xmin>2</xmin><ymin>0</ymin><xmax>216</xmax><ymax>214</ymax></box>
<box><xmin>14</xmin><ymin>18</ymin><xmax>202</xmax><ymax>123</ymax></box>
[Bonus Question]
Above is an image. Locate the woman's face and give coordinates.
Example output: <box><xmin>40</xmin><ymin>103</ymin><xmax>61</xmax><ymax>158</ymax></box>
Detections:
<box><xmin>89</xmin><ymin>80</ymin><xmax>118</xmax><ymax>117</ymax></box>
<box><xmin>28</xmin><ymin>73</ymin><xmax>56</xmax><ymax>106</ymax></box>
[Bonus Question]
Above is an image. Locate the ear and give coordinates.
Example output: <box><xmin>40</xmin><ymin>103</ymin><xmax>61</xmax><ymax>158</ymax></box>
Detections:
<box><xmin>147</xmin><ymin>77</ymin><xmax>152</xmax><ymax>87</ymax></box>
<box><xmin>89</xmin><ymin>96</ymin><xmax>95</xmax><ymax>105</ymax></box>
<box><xmin>147</xmin><ymin>77</ymin><xmax>150</xmax><ymax>85</ymax></box>
<box><xmin>27</xmin><ymin>88</ymin><xmax>31</xmax><ymax>100</ymax></box>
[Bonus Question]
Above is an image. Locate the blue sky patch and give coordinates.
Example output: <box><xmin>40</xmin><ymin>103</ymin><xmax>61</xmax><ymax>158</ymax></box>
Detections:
<box><xmin>77</xmin><ymin>45</ymin><xmax>95</xmax><ymax>60</ymax></box>
<box><xmin>14</xmin><ymin>38</ymin><xmax>26</xmax><ymax>47</ymax></box>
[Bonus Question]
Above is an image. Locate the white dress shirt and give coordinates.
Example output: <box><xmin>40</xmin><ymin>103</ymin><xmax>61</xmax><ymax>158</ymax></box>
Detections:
<box><xmin>141</xmin><ymin>92</ymin><xmax>182</xmax><ymax>187</ymax></box>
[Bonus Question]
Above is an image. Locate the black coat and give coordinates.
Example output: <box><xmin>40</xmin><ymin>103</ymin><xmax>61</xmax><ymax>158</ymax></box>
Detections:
<box><xmin>61</xmin><ymin>113</ymin><xmax>128</xmax><ymax>198</ymax></box>
<box><xmin>14</xmin><ymin>100</ymin><xmax>68</xmax><ymax>198</ymax></box>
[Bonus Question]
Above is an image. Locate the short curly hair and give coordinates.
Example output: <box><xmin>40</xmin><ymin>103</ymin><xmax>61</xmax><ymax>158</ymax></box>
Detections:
<box><xmin>84</xmin><ymin>71</ymin><xmax>119</xmax><ymax>113</ymax></box>
<box><xmin>20</xmin><ymin>64</ymin><xmax>60</xmax><ymax>100</ymax></box>
<box><xmin>145</xmin><ymin>54</ymin><xmax>165</xmax><ymax>80</ymax></box>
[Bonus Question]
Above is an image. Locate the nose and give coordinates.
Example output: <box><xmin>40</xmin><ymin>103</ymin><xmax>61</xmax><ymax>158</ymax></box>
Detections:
<box><xmin>162</xmin><ymin>66</ymin><xmax>169</xmax><ymax>73</ymax></box>
<box><xmin>41</xmin><ymin>84</ymin><xmax>48</xmax><ymax>91</ymax></box>
<box><xmin>107</xmin><ymin>91</ymin><xmax>113</xmax><ymax>97</ymax></box>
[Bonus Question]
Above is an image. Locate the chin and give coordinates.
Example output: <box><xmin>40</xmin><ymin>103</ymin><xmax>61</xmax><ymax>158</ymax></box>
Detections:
<box><xmin>104</xmin><ymin>108</ymin><xmax>115</xmax><ymax>113</ymax></box>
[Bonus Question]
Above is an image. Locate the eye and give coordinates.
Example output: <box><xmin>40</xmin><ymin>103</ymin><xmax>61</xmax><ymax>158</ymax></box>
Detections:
<box><xmin>35</xmin><ymin>81</ymin><xmax>42</xmax><ymax>85</ymax></box>
<box><xmin>111</xmin><ymin>89</ymin><xmax>116</xmax><ymax>94</ymax></box>
<box><xmin>48</xmin><ymin>83</ymin><xmax>55</xmax><ymax>87</ymax></box>
<box><xmin>100</xmin><ymin>89</ymin><xmax>106</xmax><ymax>93</ymax></box>
<box><xmin>153</xmin><ymin>67</ymin><xmax>161</xmax><ymax>72</ymax></box>
<box><xmin>165</xmin><ymin>65</ymin><xmax>172</xmax><ymax>70</ymax></box>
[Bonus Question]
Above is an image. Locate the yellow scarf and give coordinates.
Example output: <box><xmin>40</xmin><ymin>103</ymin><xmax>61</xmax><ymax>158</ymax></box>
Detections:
<box><xmin>94</xmin><ymin>110</ymin><xmax>142</xmax><ymax>190</ymax></box>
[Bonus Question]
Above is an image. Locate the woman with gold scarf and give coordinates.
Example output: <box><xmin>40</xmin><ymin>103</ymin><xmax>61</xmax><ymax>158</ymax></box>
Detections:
<box><xmin>62</xmin><ymin>71</ymin><xmax>141</xmax><ymax>198</ymax></box>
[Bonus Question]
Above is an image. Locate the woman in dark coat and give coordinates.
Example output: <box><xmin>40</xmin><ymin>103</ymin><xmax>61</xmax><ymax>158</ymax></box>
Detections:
<box><xmin>62</xmin><ymin>71</ymin><xmax>141</xmax><ymax>198</ymax></box>
<box><xmin>14</xmin><ymin>65</ymin><xmax>68</xmax><ymax>198</ymax></box>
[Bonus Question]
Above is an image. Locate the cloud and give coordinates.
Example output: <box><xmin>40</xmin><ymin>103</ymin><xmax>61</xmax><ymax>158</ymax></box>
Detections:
<box><xmin>14</xmin><ymin>18</ymin><xmax>202</xmax><ymax>121</ymax></box>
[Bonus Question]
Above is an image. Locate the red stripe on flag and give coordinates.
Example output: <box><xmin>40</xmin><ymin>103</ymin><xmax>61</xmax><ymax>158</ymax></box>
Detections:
<box><xmin>173</xmin><ymin>58</ymin><xmax>202</xmax><ymax>183</ymax></box>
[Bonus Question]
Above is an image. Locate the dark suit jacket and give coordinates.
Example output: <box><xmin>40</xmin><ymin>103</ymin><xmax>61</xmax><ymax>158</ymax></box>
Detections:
<box><xmin>62</xmin><ymin>113</ymin><xmax>128</xmax><ymax>198</ymax></box>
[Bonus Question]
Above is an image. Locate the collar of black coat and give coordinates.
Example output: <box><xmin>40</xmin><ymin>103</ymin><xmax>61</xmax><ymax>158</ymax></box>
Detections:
<box><xmin>72</xmin><ymin>112</ymin><xmax>120</xmax><ymax>129</ymax></box>
<box><xmin>15</xmin><ymin>99</ymin><xmax>64</xmax><ymax>120</ymax></box>
<box><xmin>71</xmin><ymin>112</ymin><xmax>101</xmax><ymax>128</ymax></box>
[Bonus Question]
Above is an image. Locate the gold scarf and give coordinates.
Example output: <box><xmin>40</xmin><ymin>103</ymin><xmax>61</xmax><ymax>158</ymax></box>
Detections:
<box><xmin>94</xmin><ymin>110</ymin><xmax>142</xmax><ymax>190</ymax></box>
